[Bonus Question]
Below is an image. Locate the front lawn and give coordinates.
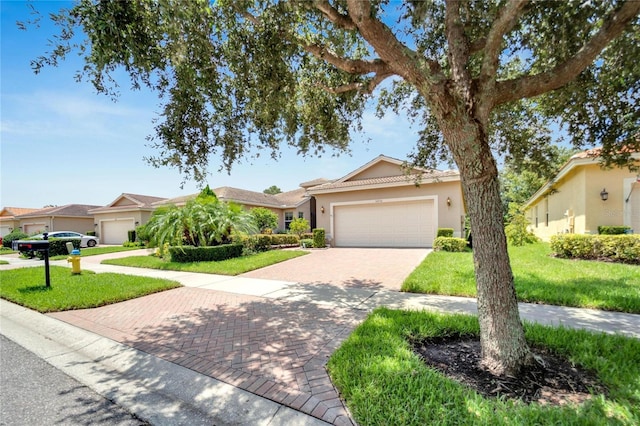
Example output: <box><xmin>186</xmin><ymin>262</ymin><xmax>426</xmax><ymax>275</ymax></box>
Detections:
<box><xmin>328</xmin><ymin>308</ymin><xmax>640</xmax><ymax>426</ymax></box>
<box><xmin>49</xmin><ymin>245</ymin><xmax>145</xmax><ymax>260</ymax></box>
<box><xmin>0</xmin><ymin>266</ymin><xmax>181</xmax><ymax>312</ymax></box>
<box><xmin>402</xmin><ymin>243</ymin><xmax>640</xmax><ymax>313</ymax></box>
<box><xmin>102</xmin><ymin>250</ymin><xmax>308</xmax><ymax>275</ymax></box>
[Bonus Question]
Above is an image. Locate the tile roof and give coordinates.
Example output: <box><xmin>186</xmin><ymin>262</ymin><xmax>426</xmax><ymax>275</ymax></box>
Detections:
<box><xmin>309</xmin><ymin>170</ymin><xmax>460</xmax><ymax>192</ymax></box>
<box><xmin>17</xmin><ymin>204</ymin><xmax>102</xmax><ymax>218</ymax></box>
<box><xmin>90</xmin><ymin>193</ymin><xmax>167</xmax><ymax>212</ymax></box>
<box><xmin>0</xmin><ymin>207</ymin><xmax>40</xmax><ymax>219</ymax></box>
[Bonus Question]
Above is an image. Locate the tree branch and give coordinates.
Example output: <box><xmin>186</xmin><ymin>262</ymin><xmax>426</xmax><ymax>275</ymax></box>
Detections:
<box><xmin>303</xmin><ymin>43</ymin><xmax>391</xmax><ymax>76</ymax></box>
<box><xmin>319</xmin><ymin>72</ymin><xmax>394</xmax><ymax>95</ymax></box>
<box><xmin>479</xmin><ymin>0</ymin><xmax>528</xmax><ymax>83</ymax></box>
<box><xmin>312</xmin><ymin>0</ymin><xmax>356</xmax><ymax>30</ymax></box>
<box><xmin>445</xmin><ymin>0</ymin><xmax>472</xmax><ymax>99</ymax></box>
<box><xmin>495</xmin><ymin>0</ymin><xmax>640</xmax><ymax>105</ymax></box>
<box><xmin>346</xmin><ymin>0</ymin><xmax>439</xmax><ymax>85</ymax></box>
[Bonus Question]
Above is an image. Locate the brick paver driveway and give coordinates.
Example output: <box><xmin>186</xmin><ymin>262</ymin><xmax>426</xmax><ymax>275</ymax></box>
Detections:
<box><xmin>242</xmin><ymin>247</ymin><xmax>430</xmax><ymax>291</ymax></box>
<box><xmin>49</xmin><ymin>248</ymin><xmax>430</xmax><ymax>425</ymax></box>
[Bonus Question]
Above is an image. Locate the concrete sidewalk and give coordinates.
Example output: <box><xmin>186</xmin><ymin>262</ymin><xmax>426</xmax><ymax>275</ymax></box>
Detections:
<box><xmin>1</xmin><ymin>250</ymin><xmax>639</xmax><ymax>426</ymax></box>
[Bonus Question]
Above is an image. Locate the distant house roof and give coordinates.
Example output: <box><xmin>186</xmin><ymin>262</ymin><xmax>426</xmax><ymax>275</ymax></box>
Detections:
<box><xmin>89</xmin><ymin>193</ymin><xmax>167</xmax><ymax>213</ymax></box>
<box><xmin>17</xmin><ymin>204</ymin><xmax>102</xmax><ymax>218</ymax></box>
<box><xmin>0</xmin><ymin>207</ymin><xmax>40</xmax><ymax>221</ymax></box>
<box><xmin>154</xmin><ymin>183</ymin><xmax>319</xmax><ymax>210</ymax></box>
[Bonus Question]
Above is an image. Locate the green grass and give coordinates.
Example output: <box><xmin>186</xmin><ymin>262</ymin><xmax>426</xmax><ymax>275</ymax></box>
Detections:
<box><xmin>102</xmin><ymin>250</ymin><xmax>309</xmax><ymax>275</ymax></box>
<box><xmin>0</xmin><ymin>247</ymin><xmax>15</xmax><ymax>254</ymax></box>
<box><xmin>0</xmin><ymin>266</ymin><xmax>181</xmax><ymax>312</ymax></box>
<box><xmin>402</xmin><ymin>243</ymin><xmax>640</xmax><ymax>313</ymax></box>
<box><xmin>49</xmin><ymin>245</ymin><xmax>145</xmax><ymax>260</ymax></box>
<box><xmin>328</xmin><ymin>308</ymin><xmax>640</xmax><ymax>426</ymax></box>
<box><xmin>0</xmin><ymin>260</ymin><xmax>8</xmax><ymax>265</ymax></box>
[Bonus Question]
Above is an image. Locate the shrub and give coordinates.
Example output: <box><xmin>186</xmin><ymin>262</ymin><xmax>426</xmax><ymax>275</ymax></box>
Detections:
<box><xmin>300</xmin><ymin>238</ymin><xmax>313</xmax><ymax>248</ymax></box>
<box><xmin>168</xmin><ymin>244</ymin><xmax>244</xmax><ymax>263</ymax></box>
<box><xmin>123</xmin><ymin>241</ymin><xmax>145</xmax><ymax>248</ymax></box>
<box><xmin>85</xmin><ymin>231</ymin><xmax>96</xmax><ymax>236</ymax></box>
<box><xmin>2</xmin><ymin>230</ymin><xmax>28</xmax><ymax>248</ymax></box>
<box><xmin>436</xmin><ymin>228</ymin><xmax>454</xmax><ymax>238</ymax></box>
<box><xmin>598</xmin><ymin>225</ymin><xmax>632</xmax><ymax>235</ymax></box>
<box><xmin>242</xmin><ymin>234</ymin><xmax>273</xmax><ymax>253</ymax></box>
<box><xmin>127</xmin><ymin>230</ymin><xmax>136</xmax><ymax>243</ymax></box>
<box><xmin>250</xmin><ymin>207</ymin><xmax>278</xmax><ymax>233</ymax></box>
<box><xmin>289</xmin><ymin>218</ymin><xmax>310</xmax><ymax>237</ymax></box>
<box><xmin>505</xmin><ymin>216</ymin><xmax>539</xmax><ymax>246</ymax></box>
<box><xmin>433</xmin><ymin>237</ymin><xmax>468</xmax><ymax>252</ymax></box>
<box><xmin>550</xmin><ymin>234</ymin><xmax>640</xmax><ymax>264</ymax></box>
<box><xmin>301</xmin><ymin>232</ymin><xmax>314</xmax><ymax>240</ymax></box>
<box><xmin>136</xmin><ymin>223</ymin><xmax>151</xmax><ymax>244</ymax></box>
<box><xmin>313</xmin><ymin>228</ymin><xmax>326</xmax><ymax>248</ymax></box>
<box><xmin>242</xmin><ymin>234</ymin><xmax>300</xmax><ymax>252</ymax></box>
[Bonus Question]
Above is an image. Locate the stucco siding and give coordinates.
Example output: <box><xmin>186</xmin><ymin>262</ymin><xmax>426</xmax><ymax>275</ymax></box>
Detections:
<box><xmin>313</xmin><ymin>181</ymin><xmax>464</xmax><ymax>242</ymax></box>
<box><xmin>349</xmin><ymin>161</ymin><xmax>406</xmax><ymax>180</ymax></box>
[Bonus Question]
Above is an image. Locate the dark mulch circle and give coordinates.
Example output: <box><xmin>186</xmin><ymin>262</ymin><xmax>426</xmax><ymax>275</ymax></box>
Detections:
<box><xmin>413</xmin><ymin>336</ymin><xmax>607</xmax><ymax>406</ymax></box>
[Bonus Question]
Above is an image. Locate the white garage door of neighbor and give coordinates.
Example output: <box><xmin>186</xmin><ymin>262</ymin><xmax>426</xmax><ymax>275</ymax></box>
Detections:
<box><xmin>334</xmin><ymin>199</ymin><xmax>435</xmax><ymax>247</ymax></box>
<box><xmin>24</xmin><ymin>224</ymin><xmax>46</xmax><ymax>235</ymax></box>
<box><xmin>101</xmin><ymin>220</ymin><xmax>135</xmax><ymax>245</ymax></box>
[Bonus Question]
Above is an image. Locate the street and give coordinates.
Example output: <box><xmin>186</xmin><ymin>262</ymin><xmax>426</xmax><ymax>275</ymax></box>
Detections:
<box><xmin>0</xmin><ymin>335</ymin><xmax>147</xmax><ymax>426</ymax></box>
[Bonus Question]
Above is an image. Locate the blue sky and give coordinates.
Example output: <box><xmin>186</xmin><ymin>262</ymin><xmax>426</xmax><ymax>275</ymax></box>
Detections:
<box><xmin>1</xmin><ymin>1</ymin><xmax>423</xmax><ymax>209</ymax></box>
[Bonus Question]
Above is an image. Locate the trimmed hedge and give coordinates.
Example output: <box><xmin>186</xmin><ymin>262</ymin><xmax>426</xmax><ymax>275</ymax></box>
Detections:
<box><xmin>550</xmin><ymin>234</ymin><xmax>640</xmax><ymax>264</ymax></box>
<box><xmin>168</xmin><ymin>244</ymin><xmax>244</xmax><ymax>263</ymax></box>
<box><xmin>436</xmin><ymin>228</ymin><xmax>454</xmax><ymax>238</ymax></box>
<box><xmin>242</xmin><ymin>234</ymin><xmax>301</xmax><ymax>253</ymax></box>
<box><xmin>313</xmin><ymin>228</ymin><xmax>326</xmax><ymax>248</ymax></box>
<box><xmin>598</xmin><ymin>225</ymin><xmax>632</xmax><ymax>235</ymax></box>
<box><xmin>433</xmin><ymin>237</ymin><xmax>468</xmax><ymax>252</ymax></box>
<box><xmin>2</xmin><ymin>230</ymin><xmax>28</xmax><ymax>248</ymax></box>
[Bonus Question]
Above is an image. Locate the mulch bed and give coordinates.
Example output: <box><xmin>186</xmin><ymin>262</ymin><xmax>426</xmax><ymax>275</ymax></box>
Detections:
<box><xmin>413</xmin><ymin>336</ymin><xmax>606</xmax><ymax>406</ymax></box>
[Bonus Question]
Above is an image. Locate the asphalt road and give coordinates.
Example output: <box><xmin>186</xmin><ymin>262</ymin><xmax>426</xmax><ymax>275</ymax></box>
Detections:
<box><xmin>0</xmin><ymin>335</ymin><xmax>147</xmax><ymax>426</ymax></box>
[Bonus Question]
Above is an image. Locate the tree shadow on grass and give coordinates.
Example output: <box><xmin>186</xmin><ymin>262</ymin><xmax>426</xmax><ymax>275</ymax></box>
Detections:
<box><xmin>17</xmin><ymin>285</ymin><xmax>52</xmax><ymax>294</ymax></box>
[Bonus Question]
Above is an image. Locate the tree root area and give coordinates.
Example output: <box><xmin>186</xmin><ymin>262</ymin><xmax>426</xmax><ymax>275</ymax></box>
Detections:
<box><xmin>413</xmin><ymin>336</ymin><xmax>606</xmax><ymax>406</ymax></box>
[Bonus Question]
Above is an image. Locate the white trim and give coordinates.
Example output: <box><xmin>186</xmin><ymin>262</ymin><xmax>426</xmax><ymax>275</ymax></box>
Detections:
<box><xmin>329</xmin><ymin>195</ymin><xmax>438</xmax><ymax>246</ymax></box>
<box><xmin>310</xmin><ymin>175</ymin><xmax>460</xmax><ymax>195</ymax></box>
<box><xmin>623</xmin><ymin>178</ymin><xmax>639</xmax><ymax>230</ymax></box>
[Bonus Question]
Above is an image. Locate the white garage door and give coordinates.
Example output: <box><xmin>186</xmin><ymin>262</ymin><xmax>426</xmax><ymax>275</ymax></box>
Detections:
<box><xmin>24</xmin><ymin>224</ymin><xmax>46</xmax><ymax>235</ymax></box>
<box><xmin>334</xmin><ymin>199</ymin><xmax>435</xmax><ymax>247</ymax></box>
<box><xmin>101</xmin><ymin>220</ymin><xmax>135</xmax><ymax>245</ymax></box>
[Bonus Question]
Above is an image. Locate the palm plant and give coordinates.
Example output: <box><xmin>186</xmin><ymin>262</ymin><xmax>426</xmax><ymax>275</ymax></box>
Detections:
<box><xmin>145</xmin><ymin>196</ymin><xmax>257</xmax><ymax>248</ymax></box>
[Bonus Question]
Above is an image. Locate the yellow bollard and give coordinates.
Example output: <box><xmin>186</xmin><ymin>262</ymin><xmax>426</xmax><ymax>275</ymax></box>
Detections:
<box><xmin>67</xmin><ymin>249</ymin><xmax>81</xmax><ymax>275</ymax></box>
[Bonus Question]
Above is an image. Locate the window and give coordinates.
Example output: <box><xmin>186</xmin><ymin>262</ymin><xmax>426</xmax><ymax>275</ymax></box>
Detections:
<box><xmin>544</xmin><ymin>198</ymin><xmax>549</xmax><ymax>227</ymax></box>
<box><xmin>298</xmin><ymin>212</ymin><xmax>304</xmax><ymax>219</ymax></box>
<box><xmin>285</xmin><ymin>212</ymin><xmax>293</xmax><ymax>230</ymax></box>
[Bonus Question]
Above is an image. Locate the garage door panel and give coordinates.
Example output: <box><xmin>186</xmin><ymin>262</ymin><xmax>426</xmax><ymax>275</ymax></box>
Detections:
<box><xmin>334</xmin><ymin>200</ymin><xmax>434</xmax><ymax>248</ymax></box>
<box><xmin>101</xmin><ymin>220</ymin><xmax>135</xmax><ymax>245</ymax></box>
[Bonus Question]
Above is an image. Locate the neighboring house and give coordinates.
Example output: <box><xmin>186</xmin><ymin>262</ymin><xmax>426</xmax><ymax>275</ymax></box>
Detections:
<box><xmin>0</xmin><ymin>207</ymin><xmax>39</xmax><ymax>237</ymax></box>
<box><xmin>16</xmin><ymin>204</ymin><xmax>101</xmax><ymax>235</ymax></box>
<box><xmin>155</xmin><ymin>182</ymin><xmax>332</xmax><ymax>231</ymax></box>
<box><xmin>89</xmin><ymin>193</ymin><xmax>168</xmax><ymax>245</ymax></box>
<box><xmin>308</xmin><ymin>155</ymin><xmax>464</xmax><ymax>248</ymax></box>
<box><xmin>524</xmin><ymin>149</ymin><xmax>640</xmax><ymax>241</ymax></box>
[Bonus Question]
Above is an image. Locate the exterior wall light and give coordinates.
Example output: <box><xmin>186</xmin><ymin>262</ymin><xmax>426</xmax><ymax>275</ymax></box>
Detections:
<box><xmin>600</xmin><ymin>188</ymin><xmax>609</xmax><ymax>201</ymax></box>
<box><xmin>321</xmin><ymin>206</ymin><xmax>325</xmax><ymax>214</ymax></box>
<box><xmin>446</xmin><ymin>197</ymin><xmax>451</xmax><ymax>206</ymax></box>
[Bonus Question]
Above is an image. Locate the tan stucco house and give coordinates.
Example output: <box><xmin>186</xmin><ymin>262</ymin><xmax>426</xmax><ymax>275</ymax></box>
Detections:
<box><xmin>0</xmin><ymin>207</ymin><xmax>39</xmax><ymax>237</ymax></box>
<box><xmin>309</xmin><ymin>155</ymin><xmax>464</xmax><ymax>247</ymax></box>
<box><xmin>16</xmin><ymin>204</ymin><xmax>101</xmax><ymax>235</ymax></box>
<box><xmin>89</xmin><ymin>194</ymin><xmax>167</xmax><ymax>245</ymax></box>
<box><xmin>154</xmin><ymin>183</ymin><xmax>328</xmax><ymax>232</ymax></box>
<box><xmin>524</xmin><ymin>149</ymin><xmax>640</xmax><ymax>240</ymax></box>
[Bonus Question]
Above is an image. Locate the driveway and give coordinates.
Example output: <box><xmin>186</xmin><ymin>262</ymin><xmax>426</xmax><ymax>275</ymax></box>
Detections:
<box><xmin>241</xmin><ymin>247</ymin><xmax>431</xmax><ymax>291</ymax></box>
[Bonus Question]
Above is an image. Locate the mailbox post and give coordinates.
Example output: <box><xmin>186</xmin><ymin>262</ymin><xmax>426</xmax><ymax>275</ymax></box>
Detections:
<box><xmin>12</xmin><ymin>233</ymin><xmax>51</xmax><ymax>287</ymax></box>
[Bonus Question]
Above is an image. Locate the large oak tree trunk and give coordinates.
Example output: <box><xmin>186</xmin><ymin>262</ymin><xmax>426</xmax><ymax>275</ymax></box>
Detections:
<box><xmin>440</xmin><ymin>117</ymin><xmax>533</xmax><ymax>376</ymax></box>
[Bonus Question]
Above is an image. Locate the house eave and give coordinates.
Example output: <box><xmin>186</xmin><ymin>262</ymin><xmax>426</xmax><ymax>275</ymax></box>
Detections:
<box><xmin>308</xmin><ymin>175</ymin><xmax>460</xmax><ymax>195</ymax></box>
